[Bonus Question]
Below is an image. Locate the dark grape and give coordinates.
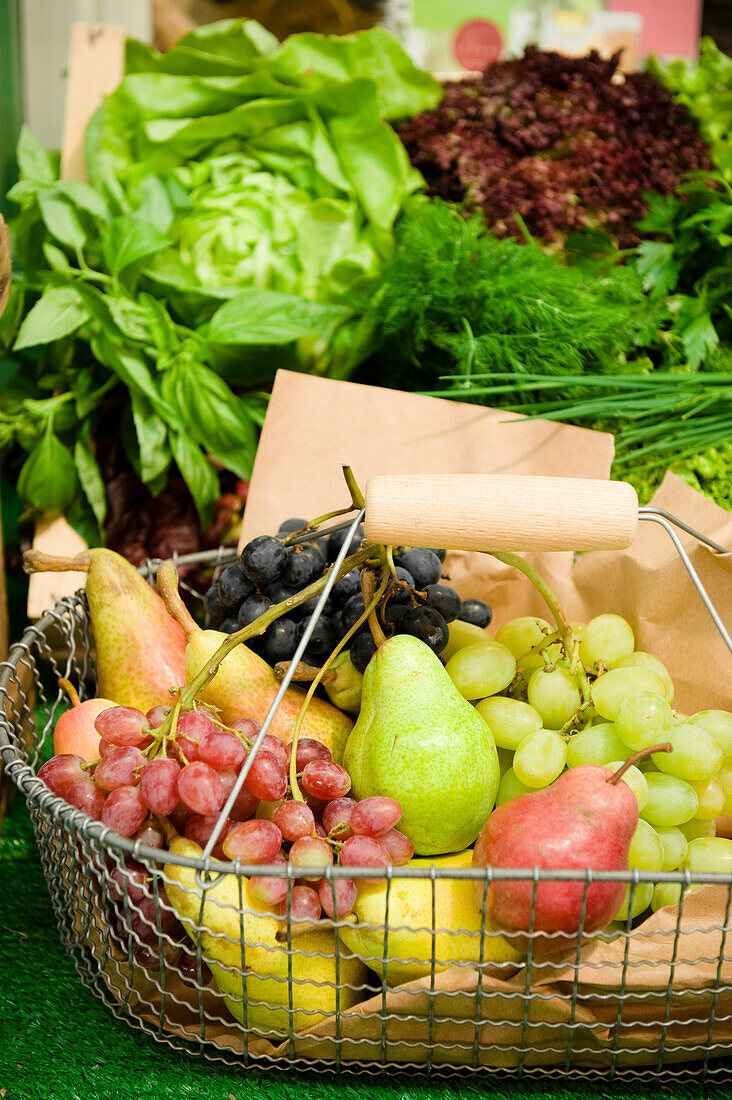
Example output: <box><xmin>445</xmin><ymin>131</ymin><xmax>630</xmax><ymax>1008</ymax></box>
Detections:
<box><xmin>281</xmin><ymin>544</ymin><xmax>326</xmax><ymax>589</ymax></box>
<box><xmin>342</xmin><ymin>593</ymin><xmax>366</xmax><ymax>632</ymax></box>
<box><xmin>401</xmin><ymin>606</ymin><xmax>449</xmax><ymax>654</ymax></box>
<box><xmin>382</xmin><ymin>603</ymin><xmax>408</xmax><ymax>630</ymax></box>
<box><xmin>261</xmin><ymin>618</ymin><xmax>299</xmax><ymax>664</ymax></box>
<box><xmin>238</xmin><ymin>594</ymin><xmax>272</xmax><ymax>629</ymax></box>
<box><xmin>264</xmin><ymin>581</ymin><xmax>300</xmax><ymax>612</ymax></box>
<box><xmin>326</xmin><ymin>524</ymin><xmax>364</xmax><ymax>563</ymax></box>
<box><xmin>424</xmin><ymin>583</ymin><xmax>462</xmax><ymax>623</ymax></box>
<box><xmin>203</xmin><ymin>585</ymin><xmax>228</xmax><ymax>622</ymax></box>
<box><xmin>218</xmin><ymin>564</ymin><xmax>255</xmax><ymax>608</ymax></box>
<box><xmin>331</xmin><ymin>568</ymin><xmax>362</xmax><ymax>605</ymax></box>
<box><xmin>240</xmin><ymin>535</ymin><xmax>287</xmax><ymax>587</ymax></box>
<box><xmin>277</xmin><ymin>518</ymin><xmax>307</xmax><ymax>537</ymax></box>
<box><xmin>388</xmin><ymin>567</ymin><xmax>415</xmax><ymax>603</ymax></box>
<box><xmin>330</xmin><ymin>610</ymin><xmax>345</xmax><ymax>639</ymax></box>
<box><xmin>296</xmin><ymin>616</ymin><xmax>334</xmax><ymax>658</ymax></box>
<box><xmin>298</xmin><ymin>592</ymin><xmax>335</xmax><ymax>620</ymax></box>
<box><xmin>397</xmin><ymin>548</ymin><xmax>442</xmax><ymax>588</ymax></box>
<box><xmin>459</xmin><ymin>598</ymin><xmax>493</xmax><ymax>628</ymax></box>
<box><xmin>220</xmin><ymin>616</ymin><xmax>240</xmax><ymax>634</ymax></box>
<box><xmin>433</xmin><ymin>548</ymin><xmax>447</xmax><ymax>562</ymax></box>
<box><xmin>350</xmin><ymin>632</ymin><xmax>378</xmax><ymax>673</ymax></box>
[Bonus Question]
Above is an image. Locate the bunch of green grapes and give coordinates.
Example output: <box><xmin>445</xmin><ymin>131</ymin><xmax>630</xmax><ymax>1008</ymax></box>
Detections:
<box><xmin>442</xmin><ymin>613</ymin><xmax>732</xmax><ymax>926</ymax></box>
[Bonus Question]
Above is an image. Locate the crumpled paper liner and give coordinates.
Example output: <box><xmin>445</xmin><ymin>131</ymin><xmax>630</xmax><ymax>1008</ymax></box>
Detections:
<box><xmin>80</xmin><ymin>371</ymin><xmax>732</xmax><ymax>1067</ymax></box>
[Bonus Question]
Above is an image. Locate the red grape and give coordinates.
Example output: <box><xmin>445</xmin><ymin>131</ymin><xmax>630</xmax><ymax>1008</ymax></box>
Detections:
<box><xmin>274</xmin><ymin>800</ymin><xmax>315</xmax><ymax>841</ymax></box>
<box><xmin>288</xmin><ymin>836</ymin><xmax>333</xmax><ymax>880</ymax></box>
<box><xmin>133</xmin><ymin>940</ymin><xmax>180</xmax><ymax>970</ymax></box>
<box><xmin>339</xmin><ymin>835</ymin><xmax>390</xmax><ymax>868</ymax></box>
<box><xmin>101</xmin><ymin>786</ymin><xmax>148</xmax><ymax>837</ymax></box>
<box><xmin>288</xmin><ymin>885</ymin><xmax>321</xmax><ymax>922</ymax></box>
<box><xmin>109</xmin><ymin>861</ymin><xmax>149</xmax><ymax>905</ymax></box>
<box><xmin>198</xmin><ymin>730</ymin><xmax>246</xmax><ymax>771</ymax></box>
<box><xmin>175</xmin><ymin>709</ymin><xmax>215</xmax><ymax>763</ymax></box>
<box><xmin>184</xmin><ymin>814</ymin><xmax>233</xmax><ymax>853</ymax></box>
<box><xmin>378</xmin><ymin>828</ymin><xmax>414</xmax><ymax>865</ymax></box>
<box><xmin>178</xmin><ymin>950</ymin><xmax>212</xmax><ymax>985</ymax></box>
<box><xmin>291</xmin><ymin>737</ymin><xmax>331</xmax><ymax>771</ymax></box>
<box><xmin>322</xmin><ymin>797</ymin><xmax>356</xmax><ymax>839</ymax></box>
<box><xmin>65</xmin><ymin>779</ymin><xmax>106</xmax><ymax>819</ymax></box>
<box><xmin>260</xmin><ymin>734</ymin><xmax>289</xmax><ymax>769</ymax></box>
<box><xmin>98</xmin><ymin>738</ymin><xmax>114</xmax><ymax>758</ymax></box>
<box><xmin>314</xmin><ymin>822</ymin><xmax>328</xmax><ymax>839</ymax></box>
<box><xmin>145</xmin><ymin>705</ymin><xmax>170</xmax><ymax>729</ymax></box>
<box><xmin>300</xmin><ymin>760</ymin><xmax>351</xmax><ymax>800</ymax></box>
<box><xmin>94</xmin><ymin>706</ymin><xmax>149</xmax><ymax>747</ymax></box>
<box><xmin>223</xmin><ymin>820</ymin><xmax>282</xmax><ymax>864</ymax></box>
<box><xmin>177</xmin><ymin>762</ymin><xmax>225</xmax><ymax>815</ymax></box>
<box><xmin>140</xmin><ymin>757</ymin><xmax>181</xmax><ymax>815</ymax></box>
<box><xmin>318</xmin><ymin>877</ymin><xmax>357</xmax><ymax>919</ymax></box>
<box><xmin>229</xmin><ymin>784</ymin><xmax>260</xmax><ymax>822</ymax></box>
<box><xmin>132</xmin><ymin>822</ymin><xmax>165</xmax><ymax>849</ymax></box>
<box><xmin>217</xmin><ymin>768</ymin><xmax>238</xmax><ymax>801</ymax></box>
<box><xmin>244</xmin><ymin>751</ymin><xmax>288</xmax><ymax>802</ymax></box>
<box><xmin>249</xmin><ymin>871</ymin><xmax>290</xmax><ymax>908</ymax></box>
<box><xmin>230</xmin><ymin>716</ymin><xmax>260</xmax><ymax>743</ymax></box>
<box><xmin>39</xmin><ymin>754</ymin><xmax>87</xmax><ymax>797</ymax></box>
<box><xmin>169</xmin><ymin>800</ymin><xmax>195</xmax><ymax>833</ymax></box>
<box><xmin>94</xmin><ymin>746</ymin><xmax>146</xmax><ymax>792</ymax></box>
<box><xmin>350</xmin><ymin>797</ymin><xmax>402</xmax><ymax>838</ymax></box>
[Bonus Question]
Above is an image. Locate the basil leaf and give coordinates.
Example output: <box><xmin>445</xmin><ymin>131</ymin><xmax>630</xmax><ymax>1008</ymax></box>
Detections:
<box><xmin>56</xmin><ymin>180</ymin><xmax>109</xmax><ymax>221</ymax></box>
<box><xmin>208</xmin><ymin>289</ymin><xmax>351</xmax><ymax>345</ymax></box>
<box><xmin>17</xmin><ymin>421</ymin><xmax>78</xmax><ymax>511</ymax></box>
<box><xmin>103</xmin><ymin>215</ymin><xmax>168</xmax><ymax>276</ymax></box>
<box><xmin>42</xmin><ymin>242</ymin><xmax>76</xmax><ymax>274</ymax></box>
<box><xmin>13</xmin><ymin>286</ymin><xmax>88</xmax><ymax>350</ymax></box>
<box><xmin>90</xmin><ymin>332</ymin><xmax>175</xmax><ymax>423</ymax></box>
<box><xmin>170</xmin><ymin>430</ymin><xmax>218</xmax><ymax>529</ymax></box>
<box><xmin>130</xmin><ymin>390</ymin><xmax>170</xmax><ymax>484</ymax></box>
<box><xmin>16</xmin><ymin>125</ymin><xmax>55</xmax><ymax>183</ymax></box>
<box><xmin>74</xmin><ymin>431</ymin><xmax>107</xmax><ymax>528</ymax></box>
<box><xmin>38</xmin><ymin>194</ymin><xmax>87</xmax><ymax>251</ymax></box>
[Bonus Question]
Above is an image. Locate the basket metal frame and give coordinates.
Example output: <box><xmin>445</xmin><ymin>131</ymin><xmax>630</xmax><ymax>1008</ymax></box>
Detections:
<box><xmin>2</xmin><ymin>507</ymin><xmax>732</xmax><ymax>1083</ymax></box>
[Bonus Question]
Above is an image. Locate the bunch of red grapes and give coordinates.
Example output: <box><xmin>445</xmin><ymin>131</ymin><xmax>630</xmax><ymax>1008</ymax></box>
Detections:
<box><xmin>39</xmin><ymin>704</ymin><xmax>414</xmax><ymax>922</ymax></box>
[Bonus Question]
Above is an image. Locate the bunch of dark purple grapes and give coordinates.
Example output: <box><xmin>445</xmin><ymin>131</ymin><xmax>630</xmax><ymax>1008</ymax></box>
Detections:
<box><xmin>203</xmin><ymin>520</ymin><xmax>492</xmax><ymax>673</ymax></box>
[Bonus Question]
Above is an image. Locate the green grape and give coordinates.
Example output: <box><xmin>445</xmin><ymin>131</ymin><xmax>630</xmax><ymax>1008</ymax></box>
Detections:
<box><xmin>496</xmin><ymin>746</ymin><xmax>515</xmax><ymax>777</ymax></box>
<box><xmin>527</xmin><ymin>667</ymin><xmax>581</xmax><ymax>730</ymax></box>
<box><xmin>614</xmin><ymin>691</ymin><xmax>673</xmax><ymax>752</ymax></box>
<box><xmin>569</xmin><ymin>622</ymin><xmax>586</xmax><ymax>643</ymax></box>
<box><xmin>579</xmin><ymin>613</ymin><xmax>635</xmax><ymax>670</ymax></box>
<box><xmin>590</xmin><ymin>668</ymin><xmax>667</xmax><ymax>721</ymax></box>
<box><xmin>651</xmin><ymin>883</ymin><xmax>684</xmax><ymax>911</ymax></box>
<box><xmin>641</xmin><ymin>773</ymin><xmax>698</xmax><ymax>827</ymax></box>
<box><xmin>688</xmin><ymin>710</ymin><xmax>732</xmax><ymax>758</ymax></box>
<box><xmin>440</xmin><ymin>620</ymin><xmax>487</xmax><ymax>663</ymax></box>
<box><xmin>680</xmin><ymin>817</ymin><xmax>716</xmax><ymax>841</ymax></box>
<box><xmin>445</xmin><ymin>641</ymin><xmax>516</xmax><ymax>701</ymax></box>
<box><xmin>566</xmin><ymin>723</ymin><xmax>629</xmax><ymax>768</ymax></box>
<box><xmin>495</xmin><ymin>617</ymin><xmax>553</xmax><ymax>659</ymax></box>
<box><xmin>651</xmin><ymin>723</ymin><xmax>723</xmax><ymax>783</ymax></box>
<box><xmin>615</xmin><ymin>882</ymin><xmax>653</xmax><ymax>922</ymax></box>
<box><xmin>656</xmin><ymin>826</ymin><xmax>688</xmax><ymax>872</ymax></box>
<box><xmin>682</xmin><ymin>837</ymin><xmax>732</xmax><ymax>875</ymax></box>
<box><xmin>495</xmin><ymin>767</ymin><xmax>534</xmax><ymax>807</ymax></box>
<box><xmin>619</xmin><ymin>651</ymin><xmax>674</xmax><ymax>702</ymax></box>
<box><xmin>691</xmin><ymin>775</ymin><xmax>725</xmax><ymax>820</ymax></box>
<box><xmin>605</xmin><ymin>761</ymin><xmax>648</xmax><ymax>811</ymax></box>
<box><xmin>629</xmin><ymin>819</ymin><xmax>664</xmax><ymax>872</ymax></box>
<box><xmin>719</xmin><ymin>762</ymin><xmax>732</xmax><ymax>817</ymax></box>
<box><xmin>513</xmin><ymin>729</ymin><xmax>567</xmax><ymax>789</ymax></box>
<box><xmin>475</xmin><ymin>696</ymin><xmax>542</xmax><ymax>750</ymax></box>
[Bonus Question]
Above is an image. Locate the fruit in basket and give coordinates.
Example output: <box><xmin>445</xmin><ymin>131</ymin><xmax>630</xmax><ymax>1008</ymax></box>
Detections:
<box><xmin>340</xmin><ymin>849</ymin><xmax>522</xmax><ymax>985</ymax></box>
<box><xmin>321</xmin><ymin>651</ymin><xmax>363</xmax><ymax>714</ymax></box>
<box><xmin>164</xmin><ymin>835</ymin><xmax>367</xmax><ymax>1035</ymax></box>
<box><xmin>471</xmin><ymin>751</ymin><xmax>670</xmax><ymax>951</ymax></box>
<box><xmin>23</xmin><ymin>548</ymin><xmax>187</xmax><ymax>712</ymax></box>
<box><xmin>52</xmin><ymin>680</ymin><xmax>117</xmax><ymax>763</ymax></box>
<box><xmin>343</xmin><ymin>634</ymin><xmax>500</xmax><ymax>855</ymax></box>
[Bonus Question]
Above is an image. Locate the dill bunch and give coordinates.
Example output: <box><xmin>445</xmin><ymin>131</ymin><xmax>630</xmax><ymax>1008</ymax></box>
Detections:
<box><xmin>353</xmin><ymin>200</ymin><xmax>652</xmax><ymax>394</ymax></box>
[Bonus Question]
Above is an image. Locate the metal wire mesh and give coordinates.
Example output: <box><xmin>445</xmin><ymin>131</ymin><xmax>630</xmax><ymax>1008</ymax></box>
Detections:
<box><xmin>2</xmin><ymin>544</ymin><xmax>732</xmax><ymax>1083</ymax></box>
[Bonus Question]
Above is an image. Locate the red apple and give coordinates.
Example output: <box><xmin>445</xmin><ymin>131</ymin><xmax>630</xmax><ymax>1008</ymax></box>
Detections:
<box><xmin>53</xmin><ymin>682</ymin><xmax>118</xmax><ymax>763</ymax></box>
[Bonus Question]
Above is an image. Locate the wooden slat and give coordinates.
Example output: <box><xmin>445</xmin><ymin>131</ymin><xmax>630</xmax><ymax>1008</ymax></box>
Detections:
<box><xmin>27</xmin><ymin>23</ymin><xmax>127</xmax><ymax>619</ymax></box>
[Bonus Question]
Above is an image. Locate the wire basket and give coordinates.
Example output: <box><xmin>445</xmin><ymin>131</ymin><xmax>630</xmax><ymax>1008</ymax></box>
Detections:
<box><xmin>2</xmin><ymin>502</ymin><xmax>732</xmax><ymax>1086</ymax></box>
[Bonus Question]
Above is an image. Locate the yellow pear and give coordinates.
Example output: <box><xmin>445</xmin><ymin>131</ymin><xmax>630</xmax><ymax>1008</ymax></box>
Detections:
<box><xmin>339</xmin><ymin>850</ymin><xmax>523</xmax><ymax>986</ymax></box>
<box><xmin>185</xmin><ymin>629</ymin><xmax>353</xmax><ymax>762</ymax></box>
<box><xmin>164</xmin><ymin>837</ymin><xmax>367</xmax><ymax>1036</ymax></box>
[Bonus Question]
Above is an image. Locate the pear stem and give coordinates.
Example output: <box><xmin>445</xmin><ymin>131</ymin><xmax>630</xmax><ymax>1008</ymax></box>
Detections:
<box><xmin>22</xmin><ymin>549</ymin><xmax>92</xmax><ymax>574</ymax></box>
<box><xmin>274</xmin><ymin>662</ymin><xmax>337</xmax><ymax>686</ymax></box>
<box><xmin>156</xmin><ymin>560</ymin><xmax>200</xmax><ymax>637</ymax></box>
<box><xmin>608</xmin><ymin>743</ymin><xmax>672</xmax><ymax>785</ymax></box>
<box><xmin>58</xmin><ymin>678</ymin><xmax>81</xmax><ymax>708</ymax></box>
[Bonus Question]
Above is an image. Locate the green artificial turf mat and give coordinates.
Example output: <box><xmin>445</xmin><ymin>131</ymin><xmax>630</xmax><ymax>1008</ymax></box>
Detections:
<box><xmin>0</xmin><ymin>796</ymin><xmax>729</xmax><ymax>1100</ymax></box>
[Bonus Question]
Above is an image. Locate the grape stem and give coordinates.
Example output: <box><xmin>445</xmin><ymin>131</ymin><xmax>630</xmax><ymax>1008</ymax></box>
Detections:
<box><xmin>362</xmin><ymin>569</ymin><xmax>387</xmax><ymax>648</ymax></box>
<box><xmin>608</xmin><ymin>742</ymin><xmax>672</xmax><ymax>784</ymax></box>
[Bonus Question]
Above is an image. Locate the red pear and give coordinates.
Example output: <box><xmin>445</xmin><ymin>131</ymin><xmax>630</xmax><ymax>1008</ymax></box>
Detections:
<box><xmin>472</xmin><ymin>745</ymin><xmax>671</xmax><ymax>953</ymax></box>
<box><xmin>52</xmin><ymin>679</ymin><xmax>115</xmax><ymax>763</ymax></box>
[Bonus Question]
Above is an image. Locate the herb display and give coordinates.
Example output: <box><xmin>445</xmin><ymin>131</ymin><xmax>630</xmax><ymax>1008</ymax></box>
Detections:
<box><xmin>397</xmin><ymin>47</ymin><xmax>709</xmax><ymax>247</ymax></box>
<box><xmin>0</xmin><ymin>22</ymin><xmax>440</xmax><ymax>540</ymax></box>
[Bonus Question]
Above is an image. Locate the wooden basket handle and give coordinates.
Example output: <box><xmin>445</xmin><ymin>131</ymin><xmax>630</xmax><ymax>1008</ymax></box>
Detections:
<box><xmin>364</xmin><ymin>475</ymin><xmax>638</xmax><ymax>553</ymax></box>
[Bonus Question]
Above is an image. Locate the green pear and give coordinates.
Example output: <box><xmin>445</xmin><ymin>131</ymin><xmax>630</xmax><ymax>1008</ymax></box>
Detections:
<box><xmin>343</xmin><ymin>634</ymin><xmax>500</xmax><ymax>855</ymax></box>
